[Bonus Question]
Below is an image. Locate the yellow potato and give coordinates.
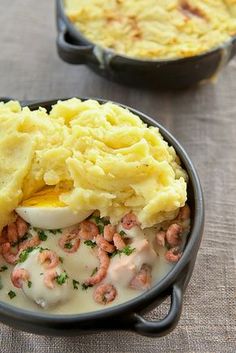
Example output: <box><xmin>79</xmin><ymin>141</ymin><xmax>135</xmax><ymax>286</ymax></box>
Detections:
<box><xmin>0</xmin><ymin>98</ymin><xmax>187</xmax><ymax>231</ymax></box>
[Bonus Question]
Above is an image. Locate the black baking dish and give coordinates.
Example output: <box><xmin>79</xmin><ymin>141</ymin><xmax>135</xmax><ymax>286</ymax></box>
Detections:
<box><xmin>56</xmin><ymin>0</ymin><xmax>236</xmax><ymax>89</ymax></box>
<box><xmin>0</xmin><ymin>97</ymin><xmax>204</xmax><ymax>337</ymax></box>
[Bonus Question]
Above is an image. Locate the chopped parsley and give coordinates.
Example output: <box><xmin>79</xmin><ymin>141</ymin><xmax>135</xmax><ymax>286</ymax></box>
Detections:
<box><xmin>49</xmin><ymin>229</ymin><xmax>62</xmax><ymax>234</ymax></box>
<box><xmin>84</xmin><ymin>240</ymin><xmax>96</xmax><ymax>249</ymax></box>
<box><xmin>72</xmin><ymin>279</ymin><xmax>80</xmax><ymax>290</ymax></box>
<box><xmin>119</xmin><ymin>230</ymin><xmax>126</xmax><ymax>237</ymax></box>
<box><xmin>8</xmin><ymin>290</ymin><xmax>16</xmax><ymax>299</ymax></box>
<box><xmin>18</xmin><ymin>247</ymin><xmax>35</xmax><ymax>263</ymax></box>
<box><xmin>38</xmin><ymin>246</ymin><xmax>49</xmax><ymax>253</ymax></box>
<box><xmin>112</xmin><ymin>245</ymin><xmax>136</xmax><ymax>258</ymax></box>
<box><xmin>0</xmin><ymin>276</ymin><xmax>3</xmax><ymax>290</ymax></box>
<box><xmin>90</xmin><ymin>215</ymin><xmax>110</xmax><ymax>234</ymax></box>
<box><xmin>122</xmin><ymin>245</ymin><xmax>136</xmax><ymax>256</ymax></box>
<box><xmin>64</xmin><ymin>242</ymin><xmax>72</xmax><ymax>249</ymax></box>
<box><xmin>12</xmin><ymin>234</ymin><xmax>28</xmax><ymax>247</ymax></box>
<box><xmin>56</xmin><ymin>272</ymin><xmax>68</xmax><ymax>285</ymax></box>
<box><xmin>38</xmin><ymin>230</ymin><xmax>47</xmax><ymax>241</ymax></box>
<box><xmin>0</xmin><ymin>265</ymin><xmax>8</xmax><ymax>272</ymax></box>
<box><xmin>97</xmin><ymin>224</ymin><xmax>104</xmax><ymax>234</ymax></box>
<box><xmin>59</xmin><ymin>256</ymin><xmax>64</xmax><ymax>263</ymax></box>
<box><xmin>81</xmin><ymin>283</ymin><xmax>93</xmax><ymax>290</ymax></box>
<box><xmin>91</xmin><ymin>267</ymin><xmax>98</xmax><ymax>276</ymax></box>
<box><xmin>27</xmin><ymin>281</ymin><xmax>32</xmax><ymax>288</ymax></box>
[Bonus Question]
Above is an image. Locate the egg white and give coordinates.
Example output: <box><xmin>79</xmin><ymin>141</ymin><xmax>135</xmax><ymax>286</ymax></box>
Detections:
<box><xmin>15</xmin><ymin>206</ymin><xmax>93</xmax><ymax>229</ymax></box>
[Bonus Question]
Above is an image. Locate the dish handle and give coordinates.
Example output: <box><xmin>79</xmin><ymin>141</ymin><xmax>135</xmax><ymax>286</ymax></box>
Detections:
<box><xmin>56</xmin><ymin>25</ymin><xmax>95</xmax><ymax>65</ymax></box>
<box><xmin>130</xmin><ymin>283</ymin><xmax>183</xmax><ymax>337</ymax></box>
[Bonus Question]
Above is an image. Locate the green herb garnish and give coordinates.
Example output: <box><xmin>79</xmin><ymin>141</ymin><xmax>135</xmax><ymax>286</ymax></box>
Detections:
<box><xmin>119</xmin><ymin>230</ymin><xmax>126</xmax><ymax>237</ymax></box>
<box><xmin>81</xmin><ymin>283</ymin><xmax>93</xmax><ymax>290</ymax></box>
<box><xmin>49</xmin><ymin>229</ymin><xmax>62</xmax><ymax>234</ymax></box>
<box><xmin>8</xmin><ymin>290</ymin><xmax>16</xmax><ymax>299</ymax></box>
<box><xmin>122</xmin><ymin>245</ymin><xmax>136</xmax><ymax>256</ymax></box>
<box><xmin>59</xmin><ymin>256</ymin><xmax>64</xmax><ymax>263</ymax></box>
<box><xmin>112</xmin><ymin>245</ymin><xmax>136</xmax><ymax>258</ymax></box>
<box><xmin>97</xmin><ymin>224</ymin><xmax>104</xmax><ymax>234</ymax></box>
<box><xmin>12</xmin><ymin>234</ymin><xmax>28</xmax><ymax>247</ymax></box>
<box><xmin>28</xmin><ymin>281</ymin><xmax>32</xmax><ymax>288</ymax></box>
<box><xmin>90</xmin><ymin>215</ymin><xmax>110</xmax><ymax>234</ymax></box>
<box><xmin>18</xmin><ymin>247</ymin><xmax>35</xmax><ymax>263</ymax></box>
<box><xmin>38</xmin><ymin>230</ymin><xmax>47</xmax><ymax>241</ymax></box>
<box><xmin>91</xmin><ymin>267</ymin><xmax>98</xmax><ymax>276</ymax></box>
<box><xmin>0</xmin><ymin>276</ymin><xmax>3</xmax><ymax>290</ymax></box>
<box><xmin>84</xmin><ymin>240</ymin><xmax>96</xmax><ymax>249</ymax></box>
<box><xmin>0</xmin><ymin>265</ymin><xmax>8</xmax><ymax>272</ymax></box>
<box><xmin>72</xmin><ymin>279</ymin><xmax>80</xmax><ymax>289</ymax></box>
<box><xmin>56</xmin><ymin>272</ymin><xmax>68</xmax><ymax>285</ymax></box>
<box><xmin>64</xmin><ymin>242</ymin><xmax>72</xmax><ymax>249</ymax></box>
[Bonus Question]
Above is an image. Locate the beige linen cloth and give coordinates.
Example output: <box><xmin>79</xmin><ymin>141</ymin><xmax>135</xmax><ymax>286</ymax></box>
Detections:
<box><xmin>0</xmin><ymin>1</ymin><xmax>235</xmax><ymax>352</ymax></box>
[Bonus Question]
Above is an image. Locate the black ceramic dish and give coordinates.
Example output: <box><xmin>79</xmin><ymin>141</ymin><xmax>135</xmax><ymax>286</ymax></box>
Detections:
<box><xmin>56</xmin><ymin>0</ymin><xmax>236</xmax><ymax>89</ymax></box>
<box><xmin>0</xmin><ymin>98</ymin><xmax>204</xmax><ymax>337</ymax></box>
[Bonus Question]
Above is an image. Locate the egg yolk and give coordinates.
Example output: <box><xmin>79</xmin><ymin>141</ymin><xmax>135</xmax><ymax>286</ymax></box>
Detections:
<box><xmin>21</xmin><ymin>187</ymin><xmax>67</xmax><ymax>207</ymax></box>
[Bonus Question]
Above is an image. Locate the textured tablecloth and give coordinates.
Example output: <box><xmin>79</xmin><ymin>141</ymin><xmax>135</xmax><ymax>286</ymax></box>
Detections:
<box><xmin>0</xmin><ymin>1</ymin><xmax>235</xmax><ymax>352</ymax></box>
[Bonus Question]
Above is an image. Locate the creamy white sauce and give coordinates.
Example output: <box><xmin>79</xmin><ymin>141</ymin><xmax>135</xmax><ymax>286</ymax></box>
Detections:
<box><xmin>0</xmin><ymin>225</ymin><xmax>174</xmax><ymax>314</ymax></box>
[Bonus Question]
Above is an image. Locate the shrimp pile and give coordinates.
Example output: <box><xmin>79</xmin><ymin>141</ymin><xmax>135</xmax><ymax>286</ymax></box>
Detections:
<box><xmin>0</xmin><ymin>215</ymin><xmax>38</xmax><ymax>264</ymax></box>
<box><xmin>156</xmin><ymin>204</ymin><xmax>191</xmax><ymax>263</ymax></box>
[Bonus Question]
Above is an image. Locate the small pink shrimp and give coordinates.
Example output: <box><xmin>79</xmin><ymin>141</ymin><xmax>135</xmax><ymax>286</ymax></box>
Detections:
<box><xmin>7</xmin><ymin>222</ymin><xmax>18</xmax><ymax>244</ymax></box>
<box><xmin>0</xmin><ymin>242</ymin><xmax>19</xmax><ymax>264</ymax></box>
<box><xmin>93</xmin><ymin>283</ymin><xmax>117</xmax><ymax>305</ymax></box>
<box><xmin>165</xmin><ymin>247</ymin><xmax>182</xmax><ymax>263</ymax></box>
<box><xmin>16</xmin><ymin>216</ymin><xmax>28</xmax><ymax>238</ymax></box>
<box><xmin>43</xmin><ymin>269</ymin><xmax>57</xmax><ymax>289</ymax></box>
<box><xmin>156</xmin><ymin>230</ymin><xmax>166</xmax><ymax>247</ymax></box>
<box><xmin>58</xmin><ymin>232</ymin><xmax>80</xmax><ymax>253</ymax></box>
<box><xmin>38</xmin><ymin>250</ymin><xmax>59</xmax><ymax>269</ymax></box>
<box><xmin>85</xmin><ymin>248</ymin><xmax>110</xmax><ymax>286</ymax></box>
<box><xmin>19</xmin><ymin>235</ymin><xmax>41</xmax><ymax>251</ymax></box>
<box><xmin>166</xmin><ymin>223</ymin><xmax>182</xmax><ymax>247</ymax></box>
<box><xmin>113</xmin><ymin>232</ymin><xmax>126</xmax><ymax>250</ymax></box>
<box><xmin>11</xmin><ymin>268</ymin><xmax>30</xmax><ymax>288</ymax></box>
<box><xmin>79</xmin><ymin>220</ymin><xmax>99</xmax><ymax>240</ymax></box>
<box><xmin>104</xmin><ymin>224</ymin><xmax>116</xmax><ymax>242</ymax></box>
<box><xmin>177</xmin><ymin>204</ymin><xmax>190</xmax><ymax>222</ymax></box>
<box><xmin>96</xmin><ymin>234</ymin><xmax>115</xmax><ymax>253</ymax></box>
<box><xmin>129</xmin><ymin>264</ymin><xmax>152</xmax><ymax>290</ymax></box>
<box><xmin>121</xmin><ymin>212</ymin><xmax>139</xmax><ymax>230</ymax></box>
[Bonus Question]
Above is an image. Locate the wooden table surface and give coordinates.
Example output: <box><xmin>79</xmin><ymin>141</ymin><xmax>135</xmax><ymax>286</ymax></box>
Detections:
<box><xmin>0</xmin><ymin>1</ymin><xmax>235</xmax><ymax>352</ymax></box>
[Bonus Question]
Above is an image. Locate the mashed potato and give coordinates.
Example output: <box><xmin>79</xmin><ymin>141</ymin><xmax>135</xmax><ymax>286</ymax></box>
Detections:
<box><xmin>64</xmin><ymin>0</ymin><xmax>236</xmax><ymax>60</ymax></box>
<box><xmin>0</xmin><ymin>98</ymin><xmax>187</xmax><ymax>232</ymax></box>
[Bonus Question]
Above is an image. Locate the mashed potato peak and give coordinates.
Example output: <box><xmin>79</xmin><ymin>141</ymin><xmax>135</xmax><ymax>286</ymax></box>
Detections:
<box><xmin>0</xmin><ymin>98</ymin><xmax>187</xmax><ymax>232</ymax></box>
<box><xmin>65</xmin><ymin>0</ymin><xmax>236</xmax><ymax>60</ymax></box>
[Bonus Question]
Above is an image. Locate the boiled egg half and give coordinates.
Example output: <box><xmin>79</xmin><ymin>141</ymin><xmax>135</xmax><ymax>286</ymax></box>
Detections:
<box><xmin>16</xmin><ymin>187</ymin><xmax>93</xmax><ymax>229</ymax></box>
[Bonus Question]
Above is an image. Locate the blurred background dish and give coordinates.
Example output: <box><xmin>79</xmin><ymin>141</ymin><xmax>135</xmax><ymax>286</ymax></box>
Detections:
<box><xmin>56</xmin><ymin>0</ymin><xmax>236</xmax><ymax>89</ymax></box>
